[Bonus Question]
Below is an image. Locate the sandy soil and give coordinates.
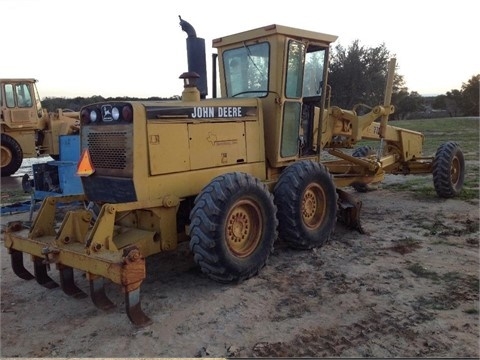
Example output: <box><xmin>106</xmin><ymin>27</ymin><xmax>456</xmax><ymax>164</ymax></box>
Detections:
<box><xmin>0</xmin><ymin>175</ymin><xmax>479</xmax><ymax>358</ymax></box>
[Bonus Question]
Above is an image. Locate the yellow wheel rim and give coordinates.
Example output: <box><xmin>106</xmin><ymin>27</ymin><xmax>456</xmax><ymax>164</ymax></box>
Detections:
<box><xmin>226</xmin><ymin>199</ymin><xmax>262</xmax><ymax>257</ymax></box>
<box><xmin>1</xmin><ymin>145</ymin><xmax>13</xmax><ymax>168</ymax></box>
<box><xmin>302</xmin><ymin>183</ymin><xmax>326</xmax><ymax>229</ymax></box>
<box><xmin>451</xmin><ymin>156</ymin><xmax>461</xmax><ymax>185</ymax></box>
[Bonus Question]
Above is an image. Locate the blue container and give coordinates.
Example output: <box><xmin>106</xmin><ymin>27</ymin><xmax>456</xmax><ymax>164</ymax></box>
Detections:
<box><xmin>54</xmin><ymin>135</ymin><xmax>83</xmax><ymax>195</ymax></box>
<box><xmin>59</xmin><ymin>135</ymin><xmax>80</xmax><ymax>161</ymax></box>
<box><xmin>33</xmin><ymin>135</ymin><xmax>83</xmax><ymax>200</ymax></box>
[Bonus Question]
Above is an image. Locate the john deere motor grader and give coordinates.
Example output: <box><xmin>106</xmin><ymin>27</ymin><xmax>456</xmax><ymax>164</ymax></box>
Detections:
<box><xmin>4</xmin><ymin>18</ymin><xmax>465</xmax><ymax>327</ymax></box>
<box><xmin>0</xmin><ymin>78</ymin><xmax>80</xmax><ymax>176</ymax></box>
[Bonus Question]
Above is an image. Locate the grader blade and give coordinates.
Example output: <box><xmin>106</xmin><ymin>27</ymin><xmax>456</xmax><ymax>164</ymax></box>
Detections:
<box><xmin>10</xmin><ymin>250</ymin><xmax>34</xmax><ymax>280</ymax></box>
<box><xmin>89</xmin><ymin>277</ymin><xmax>116</xmax><ymax>310</ymax></box>
<box><xmin>58</xmin><ymin>265</ymin><xmax>88</xmax><ymax>299</ymax></box>
<box><xmin>33</xmin><ymin>256</ymin><xmax>59</xmax><ymax>289</ymax></box>
<box><xmin>336</xmin><ymin>189</ymin><xmax>366</xmax><ymax>234</ymax></box>
<box><xmin>125</xmin><ymin>288</ymin><xmax>153</xmax><ymax>327</ymax></box>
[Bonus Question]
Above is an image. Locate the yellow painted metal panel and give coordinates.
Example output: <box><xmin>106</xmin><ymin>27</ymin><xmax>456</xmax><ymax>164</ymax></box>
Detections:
<box><xmin>245</xmin><ymin>120</ymin><xmax>264</xmax><ymax>163</ymax></box>
<box><xmin>401</xmin><ymin>131</ymin><xmax>424</xmax><ymax>160</ymax></box>
<box><xmin>188</xmin><ymin>122</ymin><xmax>247</xmax><ymax>170</ymax></box>
<box><xmin>147</xmin><ymin>123</ymin><xmax>190</xmax><ymax>175</ymax></box>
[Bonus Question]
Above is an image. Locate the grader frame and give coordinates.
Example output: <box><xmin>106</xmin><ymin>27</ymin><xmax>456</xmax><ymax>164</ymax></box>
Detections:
<box><xmin>3</xmin><ymin>20</ymin><xmax>465</xmax><ymax>327</ymax></box>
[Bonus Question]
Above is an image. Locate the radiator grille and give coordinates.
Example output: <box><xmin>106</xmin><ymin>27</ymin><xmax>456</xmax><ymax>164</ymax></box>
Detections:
<box><xmin>87</xmin><ymin>131</ymin><xmax>127</xmax><ymax>169</ymax></box>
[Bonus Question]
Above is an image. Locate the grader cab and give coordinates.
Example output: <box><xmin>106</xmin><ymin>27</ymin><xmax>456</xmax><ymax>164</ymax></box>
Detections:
<box><xmin>4</xmin><ymin>19</ymin><xmax>465</xmax><ymax>327</ymax></box>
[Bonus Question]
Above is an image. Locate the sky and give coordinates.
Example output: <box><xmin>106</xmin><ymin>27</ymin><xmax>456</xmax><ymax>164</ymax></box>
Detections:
<box><xmin>1</xmin><ymin>0</ymin><xmax>478</xmax><ymax>99</ymax></box>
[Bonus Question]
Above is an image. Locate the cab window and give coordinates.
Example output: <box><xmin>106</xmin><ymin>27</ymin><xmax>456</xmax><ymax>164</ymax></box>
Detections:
<box><xmin>4</xmin><ymin>83</ymin><xmax>33</xmax><ymax>108</ymax></box>
<box><xmin>5</xmin><ymin>84</ymin><xmax>15</xmax><ymax>107</ymax></box>
<box><xmin>303</xmin><ymin>47</ymin><xmax>326</xmax><ymax>97</ymax></box>
<box><xmin>285</xmin><ymin>40</ymin><xmax>305</xmax><ymax>98</ymax></box>
<box><xmin>223</xmin><ymin>42</ymin><xmax>270</xmax><ymax>98</ymax></box>
<box><xmin>15</xmin><ymin>83</ymin><xmax>33</xmax><ymax>108</ymax></box>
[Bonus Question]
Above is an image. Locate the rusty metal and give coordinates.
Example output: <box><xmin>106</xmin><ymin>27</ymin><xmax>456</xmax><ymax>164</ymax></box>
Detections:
<box><xmin>336</xmin><ymin>189</ymin><xmax>366</xmax><ymax>234</ymax></box>
<box><xmin>125</xmin><ymin>288</ymin><xmax>152</xmax><ymax>327</ymax></box>
<box><xmin>121</xmin><ymin>247</ymin><xmax>152</xmax><ymax>326</ymax></box>
<box><xmin>89</xmin><ymin>276</ymin><xmax>115</xmax><ymax>310</ymax></box>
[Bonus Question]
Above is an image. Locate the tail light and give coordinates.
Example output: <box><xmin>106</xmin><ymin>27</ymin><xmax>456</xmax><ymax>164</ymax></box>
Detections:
<box><xmin>80</xmin><ymin>108</ymin><xmax>90</xmax><ymax>124</ymax></box>
<box><xmin>122</xmin><ymin>105</ymin><xmax>133</xmax><ymax>122</ymax></box>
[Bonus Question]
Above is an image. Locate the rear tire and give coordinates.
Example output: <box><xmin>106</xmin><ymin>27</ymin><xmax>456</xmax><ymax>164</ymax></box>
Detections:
<box><xmin>189</xmin><ymin>172</ymin><xmax>277</xmax><ymax>283</ymax></box>
<box><xmin>432</xmin><ymin>141</ymin><xmax>465</xmax><ymax>198</ymax></box>
<box><xmin>274</xmin><ymin>160</ymin><xmax>337</xmax><ymax>249</ymax></box>
<box><xmin>1</xmin><ymin>134</ymin><xmax>23</xmax><ymax>177</ymax></box>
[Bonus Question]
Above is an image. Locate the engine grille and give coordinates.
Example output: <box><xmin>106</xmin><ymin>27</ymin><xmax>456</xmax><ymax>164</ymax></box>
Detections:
<box><xmin>87</xmin><ymin>131</ymin><xmax>128</xmax><ymax>170</ymax></box>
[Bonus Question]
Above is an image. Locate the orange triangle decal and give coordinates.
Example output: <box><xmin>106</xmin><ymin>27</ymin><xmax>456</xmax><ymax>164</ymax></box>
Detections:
<box><xmin>77</xmin><ymin>149</ymin><xmax>95</xmax><ymax>177</ymax></box>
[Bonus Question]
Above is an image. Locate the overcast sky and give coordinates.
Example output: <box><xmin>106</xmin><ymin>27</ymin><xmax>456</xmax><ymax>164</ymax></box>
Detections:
<box><xmin>1</xmin><ymin>0</ymin><xmax>478</xmax><ymax>99</ymax></box>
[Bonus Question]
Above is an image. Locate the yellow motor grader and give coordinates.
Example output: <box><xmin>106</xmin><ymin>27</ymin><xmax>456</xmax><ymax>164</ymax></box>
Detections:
<box><xmin>0</xmin><ymin>78</ymin><xmax>80</xmax><ymax>176</ymax></box>
<box><xmin>3</xmin><ymin>18</ymin><xmax>465</xmax><ymax>327</ymax></box>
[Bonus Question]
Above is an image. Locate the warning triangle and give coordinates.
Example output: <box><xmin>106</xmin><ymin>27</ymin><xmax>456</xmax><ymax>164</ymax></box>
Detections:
<box><xmin>77</xmin><ymin>149</ymin><xmax>95</xmax><ymax>177</ymax></box>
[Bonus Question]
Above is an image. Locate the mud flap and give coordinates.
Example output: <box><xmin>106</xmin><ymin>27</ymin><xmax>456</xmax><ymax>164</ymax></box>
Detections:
<box><xmin>336</xmin><ymin>189</ymin><xmax>366</xmax><ymax>234</ymax></box>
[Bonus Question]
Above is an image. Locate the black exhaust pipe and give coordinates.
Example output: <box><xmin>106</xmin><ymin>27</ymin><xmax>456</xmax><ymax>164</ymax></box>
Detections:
<box><xmin>179</xmin><ymin>16</ymin><xmax>208</xmax><ymax>99</ymax></box>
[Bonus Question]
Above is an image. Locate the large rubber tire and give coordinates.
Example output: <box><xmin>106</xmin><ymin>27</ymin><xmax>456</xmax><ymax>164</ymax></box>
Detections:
<box><xmin>189</xmin><ymin>172</ymin><xmax>278</xmax><ymax>283</ymax></box>
<box><xmin>1</xmin><ymin>134</ymin><xmax>23</xmax><ymax>177</ymax></box>
<box><xmin>351</xmin><ymin>145</ymin><xmax>375</xmax><ymax>193</ymax></box>
<box><xmin>432</xmin><ymin>141</ymin><xmax>465</xmax><ymax>198</ymax></box>
<box><xmin>274</xmin><ymin>160</ymin><xmax>337</xmax><ymax>249</ymax></box>
<box><xmin>352</xmin><ymin>145</ymin><xmax>373</xmax><ymax>158</ymax></box>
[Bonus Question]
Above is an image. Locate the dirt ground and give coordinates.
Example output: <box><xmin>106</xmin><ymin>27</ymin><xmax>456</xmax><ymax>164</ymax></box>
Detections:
<box><xmin>0</xmin><ymin>173</ymin><xmax>479</xmax><ymax>358</ymax></box>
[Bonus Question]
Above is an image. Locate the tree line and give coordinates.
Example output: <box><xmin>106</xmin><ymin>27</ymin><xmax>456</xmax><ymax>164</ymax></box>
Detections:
<box><xmin>328</xmin><ymin>40</ymin><xmax>479</xmax><ymax>119</ymax></box>
<box><xmin>42</xmin><ymin>41</ymin><xmax>479</xmax><ymax>119</ymax></box>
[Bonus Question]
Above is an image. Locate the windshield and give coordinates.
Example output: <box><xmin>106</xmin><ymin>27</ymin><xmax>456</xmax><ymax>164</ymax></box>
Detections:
<box><xmin>223</xmin><ymin>42</ymin><xmax>270</xmax><ymax>97</ymax></box>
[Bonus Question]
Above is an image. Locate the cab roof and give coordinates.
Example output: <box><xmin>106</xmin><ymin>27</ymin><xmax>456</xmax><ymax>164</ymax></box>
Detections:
<box><xmin>212</xmin><ymin>24</ymin><xmax>338</xmax><ymax>48</ymax></box>
<box><xmin>0</xmin><ymin>78</ymin><xmax>37</xmax><ymax>83</ymax></box>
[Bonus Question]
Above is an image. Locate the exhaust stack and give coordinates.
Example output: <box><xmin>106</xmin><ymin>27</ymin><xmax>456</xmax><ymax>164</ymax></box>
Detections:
<box><xmin>179</xmin><ymin>16</ymin><xmax>208</xmax><ymax>99</ymax></box>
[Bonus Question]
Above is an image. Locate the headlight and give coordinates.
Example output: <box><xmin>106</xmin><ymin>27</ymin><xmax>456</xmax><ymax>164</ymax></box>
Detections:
<box><xmin>112</xmin><ymin>107</ymin><xmax>120</xmax><ymax>121</ymax></box>
<box><xmin>90</xmin><ymin>110</ymin><xmax>98</xmax><ymax>122</ymax></box>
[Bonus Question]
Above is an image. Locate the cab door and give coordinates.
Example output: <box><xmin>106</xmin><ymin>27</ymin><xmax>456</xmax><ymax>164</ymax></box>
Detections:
<box><xmin>280</xmin><ymin>40</ymin><xmax>305</xmax><ymax>160</ymax></box>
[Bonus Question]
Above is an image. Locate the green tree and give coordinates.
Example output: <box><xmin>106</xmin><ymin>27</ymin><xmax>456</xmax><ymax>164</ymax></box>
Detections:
<box><xmin>391</xmin><ymin>89</ymin><xmax>425</xmax><ymax>119</ymax></box>
<box><xmin>460</xmin><ymin>74</ymin><xmax>479</xmax><ymax>116</ymax></box>
<box><xmin>432</xmin><ymin>95</ymin><xmax>447</xmax><ymax>110</ymax></box>
<box><xmin>328</xmin><ymin>40</ymin><xmax>405</xmax><ymax>110</ymax></box>
<box><xmin>445</xmin><ymin>89</ymin><xmax>462</xmax><ymax>117</ymax></box>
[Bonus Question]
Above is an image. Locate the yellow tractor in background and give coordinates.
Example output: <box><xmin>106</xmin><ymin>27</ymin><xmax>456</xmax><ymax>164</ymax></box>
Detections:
<box><xmin>0</xmin><ymin>78</ymin><xmax>80</xmax><ymax>176</ymax></box>
<box><xmin>4</xmin><ymin>18</ymin><xmax>465</xmax><ymax>327</ymax></box>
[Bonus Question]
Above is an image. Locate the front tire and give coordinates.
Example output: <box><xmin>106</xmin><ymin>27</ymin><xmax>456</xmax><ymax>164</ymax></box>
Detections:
<box><xmin>432</xmin><ymin>141</ymin><xmax>465</xmax><ymax>198</ymax></box>
<box><xmin>352</xmin><ymin>145</ymin><xmax>373</xmax><ymax>158</ymax></box>
<box><xmin>274</xmin><ymin>160</ymin><xmax>337</xmax><ymax>249</ymax></box>
<box><xmin>189</xmin><ymin>172</ymin><xmax>278</xmax><ymax>283</ymax></box>
<box><xmin>1</xmin><ymin>134</ymin><xmax>23</xmax><ymax>177</ymax></box>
